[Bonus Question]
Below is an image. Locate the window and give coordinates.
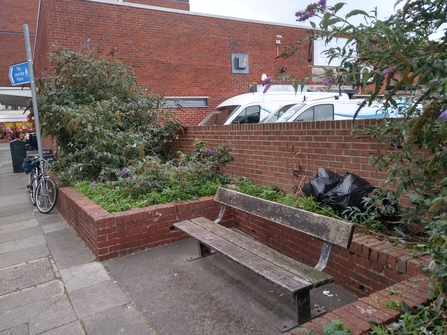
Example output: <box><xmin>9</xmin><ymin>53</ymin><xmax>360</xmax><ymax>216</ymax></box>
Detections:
<box><xmin>293</xmin><ymin>104</ymin><xmax>334</xmax><ymax>121</ymax></box>
<box><xmin>231</xmin><ymin>106</ymin><xmax>260</xmax><ymax>124</ymax></box>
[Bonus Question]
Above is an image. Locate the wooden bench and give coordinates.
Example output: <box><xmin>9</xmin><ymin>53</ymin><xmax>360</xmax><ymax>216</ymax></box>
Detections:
<box><xmin>173</xmin><ymin>186</ymin><xmax>355</xmax><ymax>332</ymax></box>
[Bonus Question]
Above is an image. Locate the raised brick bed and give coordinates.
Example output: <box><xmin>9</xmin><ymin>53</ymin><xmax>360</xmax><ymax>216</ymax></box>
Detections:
<box><xmin>56</xmin><ymin>186</ymin><xmax>431</xmax><ymax>334</ymax></box>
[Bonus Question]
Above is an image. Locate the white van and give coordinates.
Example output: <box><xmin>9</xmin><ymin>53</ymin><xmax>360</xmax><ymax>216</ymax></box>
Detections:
<box><xmin>268</xmin><ymin>99</ymin><xmax>400</xmax><ymax>123</ymax></box>
<box><xmin>199</xmin><ymin>91</ymin><xmax>350</xmax><ymax>126</ymax></box>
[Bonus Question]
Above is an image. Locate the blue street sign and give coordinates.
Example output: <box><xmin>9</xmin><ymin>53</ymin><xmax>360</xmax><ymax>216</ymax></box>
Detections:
<box><xmin>9</xmin><ymin>61</ymin><xmax>30</xmax><ymax>86</ymax></box>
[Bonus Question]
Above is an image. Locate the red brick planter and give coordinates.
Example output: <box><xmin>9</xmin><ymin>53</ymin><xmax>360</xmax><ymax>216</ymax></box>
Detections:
<box><xmin>56</xmin><ymin>186</ymin><xmax>431</xmax><ymax>334</ymax></box>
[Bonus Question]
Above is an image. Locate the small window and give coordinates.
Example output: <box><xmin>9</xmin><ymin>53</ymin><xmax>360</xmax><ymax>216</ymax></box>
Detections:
<box><xmin>163</xmin><ymin>97</ymin><xmax>208</xmax><ymax>108</ymax></box>
<box><xmin>314</xmin><ymin>104</ymin><xmax>334</xmax><ymax>120</ymax></box>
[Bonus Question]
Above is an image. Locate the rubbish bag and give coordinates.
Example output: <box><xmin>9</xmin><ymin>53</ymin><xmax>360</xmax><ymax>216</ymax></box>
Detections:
<box><xmin>321</xmin><ymin>172</ymin><xmax>375</xmax><ymax>212</ymax></box>
<box><xmin>302</xmin><ymin>167</ymin><xmax>342</xmax><ymax>202</ymax></box>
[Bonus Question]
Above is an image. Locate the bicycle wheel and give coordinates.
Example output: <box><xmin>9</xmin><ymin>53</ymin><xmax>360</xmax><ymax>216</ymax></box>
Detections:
<box><xmin>35</xmin><ymin>176</ymin><xmax>58</xmax><ymax>214</ymax></box>
<box><xmin>27</xmin><ymin>172</ymin><xmax>36</xmax><ymax>206</ymax></box>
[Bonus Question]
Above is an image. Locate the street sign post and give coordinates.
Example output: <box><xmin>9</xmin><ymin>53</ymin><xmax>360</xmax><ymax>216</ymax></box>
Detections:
<box><xmin>9</xmin><ymin>61</ymin><xmax>30</xmax><ymax>86</ymax></box>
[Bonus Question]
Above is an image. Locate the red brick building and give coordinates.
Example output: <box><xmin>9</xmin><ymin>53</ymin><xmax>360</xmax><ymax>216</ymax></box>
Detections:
<box><xmin>3</xmin><ymin>0</ymin><xmax>318</xmax><ymax>126</ymax></box>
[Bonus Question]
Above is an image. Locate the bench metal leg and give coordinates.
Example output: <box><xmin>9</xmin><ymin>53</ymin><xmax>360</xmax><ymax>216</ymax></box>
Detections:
<box><xmin>277</xmin><ymin>288</ymin><xmax>326</xmax><ymax>333</ymax></box>
<box><xmin>186</xmin><ymin>241</ymin><xmax>216</xmax><ymax>262</ymax></box>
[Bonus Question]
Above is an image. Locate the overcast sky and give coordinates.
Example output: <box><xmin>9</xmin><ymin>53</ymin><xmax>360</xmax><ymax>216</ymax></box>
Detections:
<box><xmin>189</xmin><ymin>0</ymin><xmax>401</xmax><ymax>27</ymax></box>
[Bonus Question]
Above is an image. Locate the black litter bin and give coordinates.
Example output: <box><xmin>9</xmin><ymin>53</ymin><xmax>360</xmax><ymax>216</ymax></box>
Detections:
<box><xmin>10</xmin><ymin>140</ymin><xmax>27</xmax><ymax>173</ymax></box>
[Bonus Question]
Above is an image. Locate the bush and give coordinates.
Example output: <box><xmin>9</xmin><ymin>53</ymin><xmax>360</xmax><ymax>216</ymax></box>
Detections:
<box><xmin>31</xmin><ymin>42</ymin><xmax>183</xmax><ymax>183</ymax></box>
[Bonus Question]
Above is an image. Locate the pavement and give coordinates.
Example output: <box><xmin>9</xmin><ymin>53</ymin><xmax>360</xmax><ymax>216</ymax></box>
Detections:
<box><xmin>0</xmin><ymin>141</ymin><xmax>358</xmax><ymax>335</ymax></box>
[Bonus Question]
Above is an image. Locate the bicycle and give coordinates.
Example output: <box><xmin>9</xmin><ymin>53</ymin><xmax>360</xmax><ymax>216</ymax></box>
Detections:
<box><xmin>22</xmin><ymin>157</ymin><xmax>58</xmax><ymax>214</ymax></box>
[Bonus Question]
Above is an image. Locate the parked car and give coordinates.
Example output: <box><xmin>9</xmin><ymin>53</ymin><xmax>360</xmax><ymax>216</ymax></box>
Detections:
<box><xmin>199</xmin><ymin>91</ymin><xmax>350</xmax><ymax>126</ymax></box>
<box><xmin>270</xmin><ymin>99</ymin><xmax>401</xmax><ymax>123</ymax></box>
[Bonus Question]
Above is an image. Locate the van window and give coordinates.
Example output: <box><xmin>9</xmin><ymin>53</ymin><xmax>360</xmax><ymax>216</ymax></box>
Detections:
<box><xmin>293</xmin><ymin>104</ymin><xmax>334</xmax><ymax>121</ymax></box>
<box><xmin>262</xmin><ymin>104</ymin><xmax>297</xmax><ymax>123</ymax></box>
<box><xmin>231</xmin><ymin>105</ymin><xmax>260</xmax><ymax>124</ymax></box>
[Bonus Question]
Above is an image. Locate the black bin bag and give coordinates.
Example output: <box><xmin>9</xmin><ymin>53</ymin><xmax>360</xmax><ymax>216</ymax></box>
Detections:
<box><xmin>302</xmin><ymin>167</ymin><xmax>342</xmax><ymax>202</ymax></box>
<box><xmin>321</xmin><ymin>172</ymin><xmax>375</xmax><ymax>212</ymax></box>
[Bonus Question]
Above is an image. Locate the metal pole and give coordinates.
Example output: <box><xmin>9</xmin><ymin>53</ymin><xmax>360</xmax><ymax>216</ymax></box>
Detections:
<box><xmin>24</xmin><ymin>24</ymin><xmax>44</xmax><ymax>159</ymax></box>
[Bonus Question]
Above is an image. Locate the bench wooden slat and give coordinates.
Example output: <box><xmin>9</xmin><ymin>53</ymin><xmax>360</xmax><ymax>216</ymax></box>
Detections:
<box><xmin>190</xmin><ymin>217</ymin><xmax>333</xmax><ymax>287</ymax></box>
<box><xmin>215</xmin><ymin>187</ymin><xmax>355</xmax><ymax>249</ymax></box>
<box><xmin>175</xmin><ymin>218</ymin><xmax>332</xmax><ymax>293</ymax></box>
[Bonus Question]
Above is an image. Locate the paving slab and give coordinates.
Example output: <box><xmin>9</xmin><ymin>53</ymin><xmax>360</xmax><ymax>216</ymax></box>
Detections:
<box><xmin>0</xmin><ymin>212</ymin><xmax>36</xmax><ymax>225</ymax></box>
<box><xmin>82</xmin><ymin>304</ymin><xmax>156</xmax><ymax>335</ymax></box>
<box><xmin>37</xmin><ymin>321</ymin><xmax>85</xmax><ymax>335</ymax></box>
<box><xmin>0</xmin><ymin>244</ymin><xmax>50</xmax><ymax>268</ymax></box>
<box><xmin>0</xmin><ymin>280</ymin><xmax>64</xmax><ymax>313</ymax></box>
<box><xmin>69</xmin><ymin>280</ymin><xmax>131</xmax><ymax>319</ymax></box>
<box><xmin>41</xmin><ymin>221</ymin><xmax>72</xmax><ymax>234</ymax></box>
<box><xmin>0</xmin><ymin>234</ymin><xmax>46</xmax><ymax>255</ymax></box>
<box><xmin>28</xmin><ymin>295</ymin><xmax>78</xmax><ymax>335</ymax></box>
<box><xmin>47</xmin><ymin>236</ymin><xmax>96</xmax><ymax>270</ymax></box>
<box><xmin>44</xmin><ymin>227</ymin><xmax>78</xmax><ymax>242</ymax></box>
<box><xmin>60</xmin><ymin>262</ymin><xmax>111</xmax><ymax>293</ymax></box>
<box><xmin>0</xmin><ymin>219</ymin><xmax>39</xmax><ymax>234</ymax></box>
<box><xmin>0</xmin><ymin>258</ymin><xmax>55</xmax><ymax>295</ymax></box>
<box><xmin>0</xmin><ymin>226</ymin><xmax>42</xmax><ymax>244</ymax></box>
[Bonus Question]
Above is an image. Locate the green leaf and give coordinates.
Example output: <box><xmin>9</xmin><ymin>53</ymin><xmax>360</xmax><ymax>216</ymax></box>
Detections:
<box><xmin>346</xmin><ymin>9</ymin><xmax>370</xmax><ymax>18</ymax></box>
<box><xmin>333</xmin><ymin>2</ymin><xmax>345</xmax><ymax>13</ymax></box>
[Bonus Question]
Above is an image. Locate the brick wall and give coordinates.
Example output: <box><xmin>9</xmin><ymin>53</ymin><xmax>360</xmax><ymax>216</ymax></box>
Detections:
<box><xmin>0</xmin><ymin>0</ymin><xmax>38</xmax><ymax>87</ymax></box>
<box><xmin>126</xmin><ymin>0</ymin><xmax>189</xmax><ymax>10</ymax></box>
<box><xmin>33</xmin><ymin>0</ymin><xmax>312</xmax><ymax>125</ymax></box>
<box><xmin>57</xmin><ymin>186</ymin><xmax>227</xmax><ymax>260</ymax></box>
<box><xmin>172</xmin><ymin>119</ymin><xmax>389</xmax><ymax>193</ymax></box>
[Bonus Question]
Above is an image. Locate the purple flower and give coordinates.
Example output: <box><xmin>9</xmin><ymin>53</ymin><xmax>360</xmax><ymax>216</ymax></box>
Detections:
<box><xmin>322</xmin><ymin>75</ymin><xmax>336</xmax><ymax>86</ymax></box>
<box><xmin>91</xmin><ymin>182</ymin><xmax>96</xmax><ymax>189</ymax></box>
<box><xmin>295</xmin><ymin>2</ymin><xmax>320</xmax><ymax>22</ymax></box>
<box><xmin>443</xmin><ymin>147</ymin><xmax>447</xmax><ymax>151</ymax></box>
<box><xmin>205</xmin><ymin>148</ymin><xmax>212</xmax><ymax>154</ymax></box>
<box><xmin>120</xmin><ymin>167</ymin><xmax>130</xmax><ymax>177</ymax></box>
<box><xmin>87</xmin><ymin>38</ymin><xmax>91</xmax><ymax>43</ymax></box>
<box><xmin>133</xmin><ymin>176</ymin><xmax>136</xmax><ymax>181</ymax></box>
<box><xmin>48</xmin><ymin>92</ymin><xmax>55</xmax><ymax>96</ymax></box>
<box><xmin>437</xmin><ymin>109</ymin><xmax>447</xmax><ymax>122</ymax></box>
<box><xmin>382</xmin><ymin>67</ymin><xmax>395</xmax><ymax>75</ymax></box>
<box><xmin>83</xmin><ymin>74</ymin><xmax>87</xmax><ymax>77</ymax></box>
<box><xmin>261</xmin><ymin>76</ymin><xmax>273</xmax><ymax>93</ymax></box>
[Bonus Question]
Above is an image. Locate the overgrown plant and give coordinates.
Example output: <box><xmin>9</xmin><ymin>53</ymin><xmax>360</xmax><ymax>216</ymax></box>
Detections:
<box><xmin>74</xmin><ymin>141</ymin><xmax>234</xmax><ymax>212</ymax></box>
<box><xmin>30</xmin><ymin>41</ymin><xmax>183</xmax><ymax>183</ymax></box>
<box><xmin>283</xmin><ymin>0</ymin><xmax>447</xmax><ymax>332</ymax></box>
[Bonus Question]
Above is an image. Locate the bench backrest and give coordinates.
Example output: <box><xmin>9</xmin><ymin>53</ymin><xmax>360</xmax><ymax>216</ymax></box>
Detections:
<box><xmin>215</xmin><ymin>187</ymin><xmax>355</xmax><ymax>249</ymax></box>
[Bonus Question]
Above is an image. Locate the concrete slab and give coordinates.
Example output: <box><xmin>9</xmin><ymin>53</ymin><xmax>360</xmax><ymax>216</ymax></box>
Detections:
<box><xmin>0</xmin><ymin>280</ymin><xmax>64</xmax><ymax>313</ymax></box>
<box><xmin>0</xmin><ymin>324</ymin><xmax>29</xmax><ymax>335</ymax></box>
<box><xmin>35</xmin><ymin>211</ymin><xmax>66</xmax><ymax>225</ymax></box>
<box><xmin>37</xmin><ymin>321</ymin><xmax>85</xmax><ymax>335</ymax></box>
<box><xmin>60</xmin><ymin>262</ymin><xmax>111</xmax><ymax>293</ymax></box>
<box><xmin>0</xmin><ymin>226</ymin><xmax>42</xmax><ymax>244</ymax></box>
<box><xmin>69</xmin><ymin>280</ymin><xmax>131</xmax><ymax>319</ymax></box>
<box><xmin>0</xmin><ymin>258</ymin><xmax>55</xmax><ymax>295</ymax></box>
<box><xmin>47</xmin><ymin>236</ymin><xmax>96</xmax><ymax>270</ymax></box>
<box><xmin>44</xmin><ymin>228</ymin><xmax>78</xmax><ymax>242</ymax></box>
<box><xmin>0</xmin><ymin>234</ymin><xmax>46</xmax><ymax>254</ymax></box>
<box><xmin>82</xmin><ymin>304</ymin><xmax>156</xmax><ymax>335</ymax></box>
<box><xmin>0</xmin><ymin>219</ymin><xmax>39</xmax><ymax>234</ymax></box>
<box><xmin>0</xmin><ymin>212</ymin><xmax>36</xmax><ymax>225</ymax></box>
<box><xmin>28</xmin><ymin>295</ymin><xmax>78</xmax><ymax>335</ymax></box>
<box><xmin>0</xmin><ymin>244</ymin><xmax>50</xmax><ymax>268</ymax></box>
<box><xmin>41</xmin><ymin>221</ymin><xmax>71</xmax><ymax>234</ymax></box>
<box><xmin>104</xmin><ymin>238</ymin><xmax>359</xmax><ymax>335</ymax></box>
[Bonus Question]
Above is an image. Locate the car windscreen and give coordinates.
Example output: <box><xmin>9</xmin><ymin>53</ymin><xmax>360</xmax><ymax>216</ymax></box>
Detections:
<box><xmin>276</xmin><ymin>103</ymin><xmax>306</xmax><ymax>122</ymax></box>
<box><xmin>199</xmin><ymin>105</ymin><xmax>240</xmax><ymax>125</ymax></box>
<box><xmin>262</xmin><ymin>104</ymin><xmax>297</xmax><ymax>123</ymax></box>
